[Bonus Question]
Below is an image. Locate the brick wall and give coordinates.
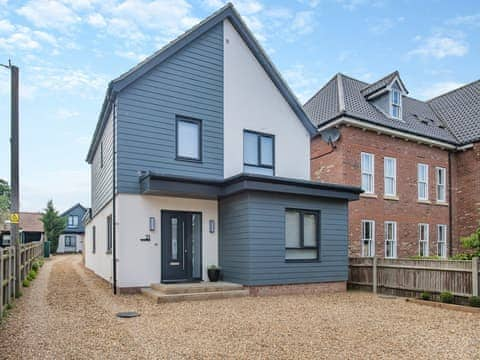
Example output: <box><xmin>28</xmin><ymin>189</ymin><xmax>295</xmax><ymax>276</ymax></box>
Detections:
<box><xmin>311</xmin><ymin>125</ymin><xmax>451</xmax><ymax>258</ymax></box>
<box><xmin>452</xmin><ymin>142</ymin><xmax>480</xmax><ymax>252</ymax></box>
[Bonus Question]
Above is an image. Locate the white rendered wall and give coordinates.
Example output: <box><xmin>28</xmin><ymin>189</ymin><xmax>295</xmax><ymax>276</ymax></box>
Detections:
<box><xmin>57</xmin><ymin>234</ymin><xmax>84</xmax><ymax>253</ymax></box>
<box><xmin>84</xmin><ymin>200</ymin><xmax>113</xmax><ymax>283</ymax></box>
<box><xmin>116</xmin><ymin>194</ymin><xmax>218</xmax><ymax>288</ymax></box>
<box><xmin>223</xmin><ymin>19</ymin><xmax>311</xmax><ymax>180</ymax></box>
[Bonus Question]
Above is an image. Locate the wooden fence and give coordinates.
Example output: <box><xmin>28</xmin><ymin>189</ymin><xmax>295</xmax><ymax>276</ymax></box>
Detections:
<box><xmin>349</xmin><ymin>257</ymin><xmax>480</xmax><ymax>301</ymax></box>
<box><xmin>1</xmin><ymin>241</ymin><xmax>43</xmax><ymax>316</ymax></box>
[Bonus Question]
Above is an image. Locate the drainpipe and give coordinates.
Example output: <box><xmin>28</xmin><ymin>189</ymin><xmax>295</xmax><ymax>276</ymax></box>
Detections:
<box><xmin>448</xmin><ymin>151</ymin><xmax>453</xmax><ymax>257</ymax></box>
<box><xmin>112</xmin><ymin>100</ymin><xmax>117</xmax><ymax>294</ymax></box>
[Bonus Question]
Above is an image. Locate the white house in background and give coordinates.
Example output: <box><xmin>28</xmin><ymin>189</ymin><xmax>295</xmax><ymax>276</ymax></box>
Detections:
<box><xmin>57</xmin><ymin>203</ymin><xmax>87</xmax><ymax>253</ymax></box>
<box><xmin>83</xmin><ymin>4</ymin><xmax>361</xmax><ymax>294</ymax></box>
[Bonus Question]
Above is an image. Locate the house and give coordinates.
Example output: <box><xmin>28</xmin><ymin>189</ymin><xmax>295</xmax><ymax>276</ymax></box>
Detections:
<box><xmin>1</xmin><ymin>212</ymin><xmax>44</xmax><ymax>246</ymax></box>
<box><xmin>83</xmin><ymin>4</ymin><xmax>361</xmax><ymax>294</ymax></box>
<box><xmin>56</xmin><ymin>203</ymin><xmax>87</xmax><ymax>253</ymax></box>
<box><xmin>305</xmin><ymin>72</ymin><xmax>480</xmax><ymax>258</ymax></box>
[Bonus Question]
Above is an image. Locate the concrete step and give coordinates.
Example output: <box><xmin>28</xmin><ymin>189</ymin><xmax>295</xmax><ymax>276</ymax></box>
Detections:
<box><xmin>141</xmin><ymin>287</ymin><xmax>249</xmax><ymax>303</ymax></box>
<box><xmin>150</xmin><ymin>281</ymin><xmax>244</xmax><ymax>294</ymax></box>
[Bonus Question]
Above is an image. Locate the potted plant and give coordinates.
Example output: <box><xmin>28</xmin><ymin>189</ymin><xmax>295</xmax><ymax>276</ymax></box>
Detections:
<box><xmin>207</xmin><ymin>264</ymin><xmax>221</xmax><ymax>282</ymax></box>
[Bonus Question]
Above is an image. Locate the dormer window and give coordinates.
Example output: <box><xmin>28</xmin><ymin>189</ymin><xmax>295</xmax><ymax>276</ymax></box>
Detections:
<box><xmin>391</xmin><ymin>89</ymin><xmax>402</xmax><ymax>119</ymax></box>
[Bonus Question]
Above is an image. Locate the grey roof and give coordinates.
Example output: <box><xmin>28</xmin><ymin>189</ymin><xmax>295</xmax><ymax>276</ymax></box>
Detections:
<box><xmin>86</xmin><ymin>3</ymin><xmax>316</xmax><ymax>163</ymax></box>
<box><xmin>304</xmin><ymin>73</ymin><xmax>466</xmax><ymax>145</ymax></box>
<box><xmin>428</xmin><ymin>80</ymin><xmax>480</xmax><ymax>145</ymax></box>
<box><xmin>360</xmin><ymin>71</ymin><xmax>408</xmax><ymax>98</ymax></box>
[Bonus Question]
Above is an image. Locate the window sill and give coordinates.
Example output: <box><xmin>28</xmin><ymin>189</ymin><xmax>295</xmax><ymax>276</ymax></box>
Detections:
<box><xmin>417</xmin><ymin>200</ymin><xmax>431</xmax><ymax>205</ymax></box>
<box><xmin>106</xmin><ymin>250</ymin><xmax>112</xmax><ymax>255</ymax></box>
<box><xmin>383</xmin><ymin>195</ymin><xmax>399</xmax><ymax>201</ymax></box>
<box><xmin>285</xmin><ymin>259</ymin><xmax>319</xmax><ymax>263</ymax></box>
<box><xmin>435</xmin><ymin>201</ymin><xmax>449</xmax><ymax>207</ymax></box>
<box><xmin>175</xmin><ymin>156</ymin><xmax>202</xmax><ymax>163</ymax></box>
<box><xmin>360</xmin><ymin>193</ymin><xmax>377</xmax><ymax>199</ymax></box>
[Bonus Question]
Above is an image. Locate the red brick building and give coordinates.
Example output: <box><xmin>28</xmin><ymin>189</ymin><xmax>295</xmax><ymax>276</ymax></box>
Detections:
<box><xmin>304</xmin><ymin>72</ymin><xmax>480</xmax><ymax>258</ymax></box>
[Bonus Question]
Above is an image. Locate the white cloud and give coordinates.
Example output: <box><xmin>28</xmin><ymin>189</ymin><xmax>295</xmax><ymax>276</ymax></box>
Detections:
<box><xmin>204</xmin><ymin>0</ymin><xmax>263</xmax><ymax>14</ymax></box>
<box><xmin>17</xmin><ymin>0</ymin><xmax>81</xmax><ymax>30</ymax></box>
<box><xmin>419</xmin><ymin>81</ymin><xmax>465</xmax><ymax>100</ymax></box>
<box><xmin>408</xmin><ymin>35</ymin><xmax>468</xmax><ymax>59</ymax></box>
<box><xmin>0</xmin><ymin>23</ymin><xmax>59</xmax><ymax>54</ymax></box>
<box><xmin>86</xmin><ymin>13</ymin><xmax>107</xmax><ymax>27</ymax></box>
<box><xmin>0</xmin><ymin>19</ymin><xmax>14</xmax><ymax>33</ymax></box>
<box><xmin>282</xmin><ymin>64</ymin><xmax>320</xmax><ymax>103</ymax></box>
<box><xmin>446</xmin><ymin>14</ymin><xmax>480</xmax><ymax>27</ymax></box>
<box><xmin>56</xmin><ymin>108</ymin><xmax>80</xmax><ymax>120</ymax></box>
<box><xmin>291</xmin><ymin>11</ymin><xmax>315</xmax><ymax>35</ymax></box>
<box><xmin>115</xmin><ymin>50</ymin><xmax>148</xmax><ymax>62</ymax></box>
<box><xmin>368</xmin><ymin>17</ymin><xmax>404</xmax><ymax>34</ymax></box>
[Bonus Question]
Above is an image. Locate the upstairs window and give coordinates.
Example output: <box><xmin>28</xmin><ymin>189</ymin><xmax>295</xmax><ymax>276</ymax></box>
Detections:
<box><xmin>436</xmin><ymin>167</ymin><xmax>446</xmax><ymax>202</ymax></box>
<box><xmin>384</xmin><ymin>157</ymin><xmax>396</xmax><ymax>197</ymax></box>
<box><xmin>68</xmin><ymin>215</ymin><xmax>79</xmax><ymax>228</ymax></box>
<box><xmin>243</xmin><ymin>130</ymin><xmax>274</xmax><ymax>176</ymax></box>
<box><xmin>418</xmin><ymin>164</ymin><xmax>429</xmax><ymax>201</ymax></box>
<box><xmin>361</xmin><ymin>152</ymin><xmax>374</xmax><ymax>194</ymax></box>
<box><xmin>418</xmin><ymin>223</ymin><xmax>429</xmax><ymax>257</ymax></box>
<box><xmin>176</xmin><ymin>117</ymin><xmax>202</xmax><ymax>161</ymax></box>
<box><xmin>391</xmin><ymin>89</ymin><xmax>402</xmax><ymax>119</ymax></box>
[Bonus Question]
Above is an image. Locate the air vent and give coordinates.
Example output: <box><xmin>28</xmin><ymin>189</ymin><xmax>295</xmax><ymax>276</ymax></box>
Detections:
<box><xmin>421</xmin><ymin>119</ymin><xmax>429</xmax><ymax>125</ymax></box>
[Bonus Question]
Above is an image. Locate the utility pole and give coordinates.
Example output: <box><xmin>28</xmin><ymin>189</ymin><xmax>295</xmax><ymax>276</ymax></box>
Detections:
<box><xmin>2</xmin><ymin>61</ymin><xmax>20</xmax><ymax>294</ymax></box>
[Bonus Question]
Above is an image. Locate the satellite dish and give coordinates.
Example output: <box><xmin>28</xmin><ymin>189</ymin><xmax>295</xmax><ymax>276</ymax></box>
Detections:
<box><xmin>320</xmin><ymin>128</ymin><xmax>341</xmax><ymax>146</ymax></box>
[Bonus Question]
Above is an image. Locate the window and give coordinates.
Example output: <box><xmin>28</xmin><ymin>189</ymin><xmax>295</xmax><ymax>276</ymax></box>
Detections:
<box><xmin>418</xmin><ymin>224</ymin><xmax>429</xmax><ymax>257</ymax></box>
<box><xmin>243</xmin><ymin>130</ymin><xmax>274</xmax><ymax>175</ymax></box>
<box><xmin>384</xmin><ymin>221</ymin><xmax>397</xmax><ymax>258</ymax></box>
<box><xmin>107</xmin><ymin>215</ymin><xmax>113</xmax><ymax>253</ymax></box>
<box><xmin>100</xmin><ymin>141</ymin><xmax>104</xmax><ymax>168</ymax></box>
<box><xmin>65</xmin><ymin>235</ymin><xmax>76</xmax><ymax>248</ymax></box>
<box><xmin>285</xmin><ymin>209</ymin><xmax>319</xmax><ymax>261</ymax></box>
<box><xmin>391</xmin><ymin>89</ymin><xmax>402</xmax><ymax>119</ymax></box>
<box><xmin>67</xmin><ymin>215</ymin><xmax>79</xmax><ymax>228</ymax></box>
<box><xmin>418</xmin><ymin>163</ymin><xmax>429</xmax><ymax>200</ymax></box>
<box><xmin>176</xmin><ymin>117</ymin><xmax>201</xmax><ymax>161</ymax></box>
<box><xmin>92</xmin><ymin>226</ymin><xmax>96</xmax><ymax>254</ymax></box>
<box><xmin>361</xmin><ymin>152</ymin><xmax>374</xmax><ymax>193</ymax></box>
<box><xmin>436</xmin><ymin>167</ymin><xmax>446</xmax><ymax>202</ymax></box>
<box><xmin>361</xmin><ymin>220</ymin><xmax>375</xmax><ymax>257</ymax></box>
<box><xmin>384</xmin><ymin>157</ymin><xmax>396</xmax><ymax>196</ymax></box>
<box><xmin>437</xmin><ymin>225</ymin><xmax>447</xmax><ymax>258</ymax></box>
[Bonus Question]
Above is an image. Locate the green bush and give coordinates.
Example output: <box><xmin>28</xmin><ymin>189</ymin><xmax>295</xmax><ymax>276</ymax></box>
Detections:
<box><xmin>15</xmin><ymin>291</ymin><xmax>22</xmax><ymax>299</ymax></box>
<box><xmin>440</xmin><ymin>291</ymin><xmax>454</xmax><ymax>304</ymax></box>
<box><xmin>468</xmin><ymin>296</ymin><xmax>480</xmax><ymax>307</ymax></box>
<box><xmin>420</xmin><ymin>292</ymin><xmax>431</xmax><ymax>301</ymax></box>
<box><xmin>450</xmin><ymin>253</ymin><xmax>474</xmax><ymax>260</ymax></box>
<box><xmin>22</xmin><ymin>279</ymin><xmax>30</xmax><ymax>287</ymax></box>
<box><xmin>6</xmin><ymin>303</ymin><xmax>13</xmax><ymax>310</ymax></box>
<box><xmin>28</xmin><ymin>270</ymin><xmax>36</xmax><ymax>279</ymax></box>
<box><xmin>38</xmin><ymin>259</ymin><xmax>44</xmax><ymax>267</ymax></box>
<box><xmin>32</xmin><ymin>262</ymin><xmax>39</xmax><ymax>272</ymax></box>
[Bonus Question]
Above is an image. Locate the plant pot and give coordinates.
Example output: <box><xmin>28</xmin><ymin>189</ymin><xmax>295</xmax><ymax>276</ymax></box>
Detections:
<box><xmin>208</xmin><ymin>268</ymin><xmax>220</xmax><ymax>282</ymax></box>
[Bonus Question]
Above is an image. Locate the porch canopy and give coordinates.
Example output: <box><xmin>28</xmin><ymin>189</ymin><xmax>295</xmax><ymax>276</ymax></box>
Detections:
<box><xmin>139</xmin><ymin>173</ymin><xmax>362</xmax><ymax>200</ymax></box>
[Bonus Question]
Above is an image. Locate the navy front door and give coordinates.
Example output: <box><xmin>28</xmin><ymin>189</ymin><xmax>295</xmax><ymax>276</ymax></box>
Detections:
<box><xmin>161</xmin><ymin>211</ymin><xmax>202</xmax><ymax>282</ymax></box>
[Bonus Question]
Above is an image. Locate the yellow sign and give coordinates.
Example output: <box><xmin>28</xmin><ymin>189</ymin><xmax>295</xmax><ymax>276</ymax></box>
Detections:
<box><xmin>10</xmin><ymin>213</ymin><xmax>19</xmax><ymax>224</ymax></box>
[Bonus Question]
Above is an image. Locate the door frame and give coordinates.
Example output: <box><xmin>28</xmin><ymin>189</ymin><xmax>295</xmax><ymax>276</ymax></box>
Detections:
<box><xmin>161</xmin><ymin>210</ymin><xmax>203</xmax><ymax>283</ymax></box>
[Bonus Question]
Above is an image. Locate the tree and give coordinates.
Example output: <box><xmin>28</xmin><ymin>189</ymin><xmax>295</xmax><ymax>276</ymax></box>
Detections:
<box><xmin>40</xmin><ymin>200</ymin><xmax>66</xmax><ymax>253</ymax></box>
<box><xmin>0</xmin><ymin>179</ymin><xmax>11</xmax><ymax>226</ymax></box>
<box><xmin>460</xmin><ymin>219</ymin><xmax>480</xmax><ymax>257</ymax></box>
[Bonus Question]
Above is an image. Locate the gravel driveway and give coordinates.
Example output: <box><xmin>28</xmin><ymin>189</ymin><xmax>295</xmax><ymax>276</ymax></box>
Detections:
<box><xmin>0</xmin><ymin>254</ymin><xmax>479</xmax><ymax>359</ymax></box>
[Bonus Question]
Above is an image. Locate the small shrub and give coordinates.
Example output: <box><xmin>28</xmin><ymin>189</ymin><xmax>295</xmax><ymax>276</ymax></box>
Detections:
<box><xmin>22</xmin><ymin>279</ymin><xmax>30</xmax><ymax>287</ymax></box>
<box><xmin>450</xmin><ymin>253</ymin><xmax>473</xmax><ymax>260</ymax></box>
<box><xmin>32</xmin><ymin>262</ymin><xmax>39</xmax><ymax>272</ymax></box>
<box><xmin>440</xmin><ymin>291</ymin><xmax>454</xmax><ymax>304</ymax></box>
<box><xmin>420</xmin><ymin>292</ymin><xmax>431</xmax><ymax>301</ymax></box>
<box><xmin>468</xmin><ymin>296</ymin><xmax>480</xmax><ymax>307</ymax></box>
<box><xmin>38</xmin><ymin>259</ymin><xmax>44</xmax><ymax>267</ymax></box>
<box><xmin>2</xmin><ymin>309</ymin><xmax>7</xmax><ymax>318</ymax></box>
<box><xmin>6</xmin><ymin>303</ymin><xmax>13</xmax><ymax>310</ymax></box>
<box><xmin>28</xmin><ymin>270</ymin><xmax>36</xmax><ymax>279</ymax></box>
<box><xmin>26</xmin><ymin>274</ymin><xmax>33</xmax><ymax>282</ymax></box>
<box><xmin>15</xmin><ymin>291</ymin><xmax>22</xmax><ymax>299</ymax></box>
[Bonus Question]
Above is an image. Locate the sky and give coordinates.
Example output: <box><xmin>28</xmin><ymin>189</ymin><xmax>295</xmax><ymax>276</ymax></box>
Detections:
<box><xmin>0</xmin><ymin>0</ymin><xmax>479</xmax><ymax>212</ymax></box>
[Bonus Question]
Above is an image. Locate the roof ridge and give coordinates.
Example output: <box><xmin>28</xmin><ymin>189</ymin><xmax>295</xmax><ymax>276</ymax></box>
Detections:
<box><xmin>360</xmin><ymin>70</ymin><xmax>399</xmax><ymax>92</ymax></box>
<box><xmin>338</xmin><ymin>73</ymin><xmax>369</xmax><ymax>86</ymax></box>
<box><xmin>427</xmin><ymin>79</ymin><xmax>480</xmax><ymax>103</ymax></box>
<box><xmin>303</xmin><ymin>73</ymin><xmax>339</xmax><ymax>107</ymax></box>
<box><xmin>337</xmin><ymin>73</ymin><xmax>345</xmax><ymax>112</ymax></box>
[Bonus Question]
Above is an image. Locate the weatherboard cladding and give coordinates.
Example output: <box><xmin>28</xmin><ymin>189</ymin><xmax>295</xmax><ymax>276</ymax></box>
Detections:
<box><xmin>219</xmin><ymin>192</ymin><xmax>349</xmax><ymax>286</ymax></box>
<box><xmin>428</xmin><ymin>80</ymin><xmax>480</xmax><ymax>144</ymax></box>
<box><xmin>91</xmin><ymin>112</ymin><xmax>113</xmax><ymax>216</ymax></box>
<box><xmin>61</xmin><ymin>204</ymin><xmax>87</xmax><ymax>234</ymax></box>
<box><xmin>116</xmin><ymin>23</ymin><xmax>224</xmax><ymax>193</ymax></box>
<box><xmin>305</xmin><ymin>74</ymin><xmax>458</xmax><ymax>144</ymax></box>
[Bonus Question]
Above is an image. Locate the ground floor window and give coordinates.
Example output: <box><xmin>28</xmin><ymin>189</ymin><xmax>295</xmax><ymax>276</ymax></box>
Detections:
<box><xmin>107</xmin><ymin>215</ymin><xmax>113</xmax><ymax>253</ymax></box>
<box><xmin>437</xmin><ymin>224</ymin><xmax>447</xmax><ymax>258</ymax></box>
<box><xmin>285</xmin><ymin>209</ymin><xmax>319</xmax><ymax>261</ymax></box>
<box><xmin>65</xmin><ymin>235</ymin><xmax>76</xmax><ymax>248</ymax></box>
<box><xmin>418</xmin><ymin>223</ymin><xmax>429</xmax><ymax>257</ymax></box>
<box><xmin>361</xmin><ymin>220</ymin><xmax>375</xmax><ymax>257</ymax></box>
<box><xmin>384</xmin><ymin>221</ymin><xmax>397</xmax><ymax>258</ymax></box>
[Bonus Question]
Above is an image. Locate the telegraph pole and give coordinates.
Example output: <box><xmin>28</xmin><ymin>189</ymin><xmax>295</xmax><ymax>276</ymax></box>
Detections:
<box><xmin>2</xmin><ymin>61</ymin><xmax>20</xmax><ymax>294</ymax></box>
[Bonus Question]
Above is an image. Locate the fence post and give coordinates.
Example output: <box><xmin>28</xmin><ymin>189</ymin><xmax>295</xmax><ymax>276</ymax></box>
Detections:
<box><xmin>373</xmin><ymin>256</ymin><xmax>378</xmax><ymax>294</ymax></box>
<box><xmin>473</xmin><ymin>257</ymin><xmax>479</xmax><ymax>297</ymax></box>
<box><xmin>0</xmin><ymin>249</ymin><xmax>3</xmax><ymax>315</ymax></box>
<box><xmin>11</xmin><ymin>247</ymin><xmax>15</xmax><ymax>300</ymax></box>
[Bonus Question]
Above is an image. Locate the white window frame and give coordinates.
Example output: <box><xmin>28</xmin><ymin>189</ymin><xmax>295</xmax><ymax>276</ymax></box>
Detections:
<box><xmin>384</xmin><ymin>221</ymin><xmax>397</xmax><ymax>259</ymax></box>
<box><xmin>436</xmin><ymin>167</ymin><xmax>446</xmax><ymax>202</ymax></box>
<box><xmin>418</xmin><ymin>223</ymin><xmax>429</xmax><ymax>257</ymax></box>
<box><xmin>418</xmin><ymin>163</ymin><xmax>429</xmax><ymax>201</ymax></box>
<box><xmin>67</xmin><ymin>215</ymin><xmax>79</xmax><ymax>228</ymax></box>
<box><xmin>437</xmin><ymin>224</ymin><xmax>447</xmax><ymax>258</ymax></box>
<box><xmin>361</xmin><ymin>220</ymin><xmax>375</xmax><ymax>257</ymax></box>
<box><xmin>390</xmin><ymin>88</ymin><xmax>402</xmax><ymax>120</ymax></box>
<box><xmin>384</xmin><ymin>157</ymin><xmax>397</xmax><ymax>197</ymax></box>
<box><xmin>361</xmin><ymin>152</ymin><xmax>374</xmax><ymax>194</ymax></box>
